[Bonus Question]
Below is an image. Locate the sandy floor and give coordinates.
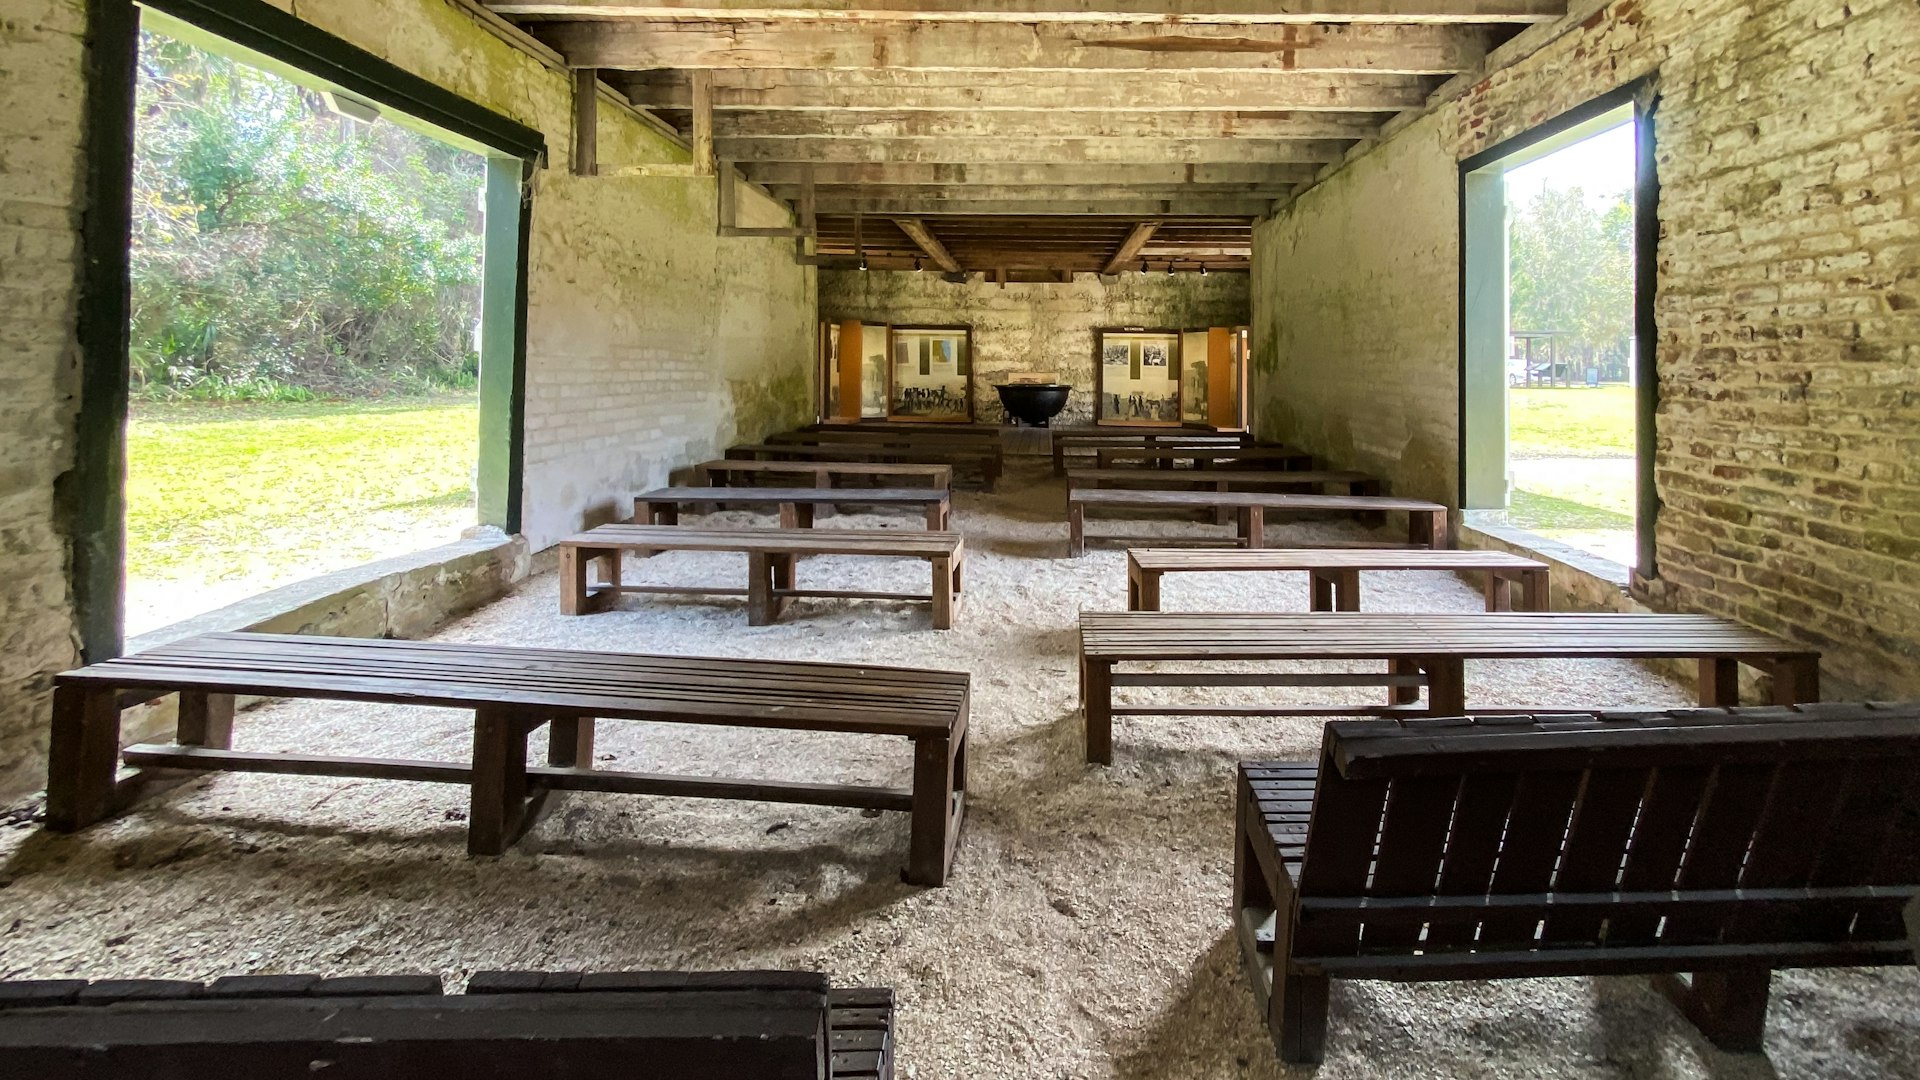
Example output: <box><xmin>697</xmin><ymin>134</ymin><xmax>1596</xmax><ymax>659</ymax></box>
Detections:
<box><xmin>3</xmin><ymin>459</ymin><xmax>1915</xmax><ymax>1078</ymax></box>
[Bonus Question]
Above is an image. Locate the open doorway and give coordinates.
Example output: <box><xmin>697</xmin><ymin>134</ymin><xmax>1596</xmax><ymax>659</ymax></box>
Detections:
<box><xmin>126</xmin><ymin>25</ymin><xmax>486</xmax><ymax>634</ymax></box>
<box><xmin>1461</xmin><ymin>87</ymin><xmax>1656</xmax><ymax>576</ymax></box>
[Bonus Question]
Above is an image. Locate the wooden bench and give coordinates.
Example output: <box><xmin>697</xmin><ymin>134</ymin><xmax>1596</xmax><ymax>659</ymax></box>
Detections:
<box><xmin>636</xmin><ymin>485</ymin><xmax>953</xmax><ymax>531</ymax></box>
<box><xmin>691</xmin><ymin>459</ymin><xmax>951</xmax><ymax>491</ymax></box>
<box><xmin>727</xmin><ymin>442</ymin><xmax>1000</xmax><ymax>491</ymax></box>
<box><xmin>1093</xmin><ymin>445</ymin><xmax>1314</xmax><ymax>471</ymax></box>
<box><xmin>1052</xmin><ymin>429</ymin><xmax>1253</xmax><ymax>475</ymax></box>
<box><xmin>560</xmin><ymin>525</ymin><xmax>964</xmax><ymax>629</ymax></box>
<box><xmin>0</xmin><ymin>970</ymin><xmax>895</xmax><ymax>1079</ymax></box>
<box><xmin>1078</xmin><ymin>612</ymin><xmax>1820</xmax><ymax>764</ymax></box>
<box><xmin>1126</xmin><ymin>548</ymin><xmax>1549</xmax><ymax>612</ymax></box>
<box><xmin>1072</xmin><ymin>467</ymin><xmax>1378</xmax><ymax>525</ymax></box>
<box><xmin>47</xmin><ymin>632</ymin><xmax>969</xmax><ymax>886</ymax></box>
<box><xmin>1067</xmin><ymin>488</ymin><xmax>1448</xmax><ymax>556</ymax></box>
<box><xmin>1236</xmin><ymin>703</ymin><xmax>1920</xmax><ymax>1063</ymax></box>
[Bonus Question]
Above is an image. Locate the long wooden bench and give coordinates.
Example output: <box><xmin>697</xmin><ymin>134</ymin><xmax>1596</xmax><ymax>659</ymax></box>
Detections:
<box><xmin>1052</xmin><ymin>429</ymin><xmax>1253</xmax><ymax>475</ymax></box>
<box><xmin>691</xmin><ymin>459</ymin><xmax>951</xmax><ymax>490</ymax></box>
<box><xmin>636</xmin><ymin>485</ymin><xmax>953</xmax><ymax>530</ymax></box>
<box><xmin>1070</xmin><ymin>467</ymin><xmax>1375</xmax><ymax>495</ymax></box>
<box><xmin>1236</xmin><ymin>704</ymin><xmax>1920</xmax><ymax>1063</ymax></box>
<box><xmin>47</xmin><ymin>633</ymin><xmax>969</xmax><ymax>886</ymax></box>
<box><xmin>726</xmin><ymin>442</ymin><xmax>1000</xmax><ymax>490</ymax></box>
<box><xmin>1126</xmin><ymin>548</ymin><xmax>1549</xmax><ymax>612</ymax></box>
<box><xmin>1093</xmin><ymin>445</ymin><xmax>1314</xmax><ymax>470</ymax></box>
<box><xmin>1067</xmin><ymin>488</ymin><xmax>1448</xmax><ymax>556</ymax></box>
<box><xmin>0</xmin><ymin>970</ymin><xmax>896</xmax><ymax>1078</ymax></box>
<box><xmin>560</xmin><ymin>525</ymin><xmax>964</xmax><ymax>629</ymax></box>
<box><xmin>1078</xmin><ymin>611</ymin><xmax>1820</xmax><ymax>764</ymax></box>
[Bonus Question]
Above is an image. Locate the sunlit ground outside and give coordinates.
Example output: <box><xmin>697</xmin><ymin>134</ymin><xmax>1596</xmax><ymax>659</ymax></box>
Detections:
<box><xmin>125</xmin><ymin>398</ymin><xmax>478</xmax><ymax>637</ymax></box>
<box><xmin>1506</xmin><ymin>385</ymin><xmax>1636</xmax><ymax>567</ymax></box>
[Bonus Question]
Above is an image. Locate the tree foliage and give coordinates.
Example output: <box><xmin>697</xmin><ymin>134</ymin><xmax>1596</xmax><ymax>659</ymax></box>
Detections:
<box><xmin>1508</xmin><ymin>186</ymin><xmax>1634</xmax><ymax>379</ymax></box>
<box><xmin>131</xmin><ymin>31</ymin><xmax>485</xmax><ymax>400</ymax></box>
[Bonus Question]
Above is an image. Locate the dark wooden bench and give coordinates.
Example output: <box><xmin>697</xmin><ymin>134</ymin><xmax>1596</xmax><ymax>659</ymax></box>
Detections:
<box><xmin>0</xmin><ymin>970</ymin><xmax>895</xmax><ymax>1078</ymax></box>
<box><xmin>726</xmin><ymin>442</ymin><xmax>1000</xmax><ymax>490</ymax></box>
<box><xmin>1078</xmin><ymin>612</ymin><xmax>1820</xmax><ymax>764</ymax></box>
<box><xmin>1052</xmin><ymin>429</ymin><xmax>1254</xmax><ymax>475</ymax></box>
<box><xmin>1093</xmin><ymin>445</ymin><xmax>1314</xmax><ymax>470</ymax></box>
<box><xmin>1126</xmin><ymin>547</ymin><xmax>1549</xmax><ymax>612</ymax></box>
<box><xmin>47</xmin><ymin>633</ymin><xmax>969</xmax><ymax>886</ymax></box>
<box><xmin>1067</xmin><ymin>488</ymin><xmax>1448</xmax><ymax>556</ymax></box>
<box><xmin>636</xmin><ymin>485</ymin><xmax>952</xmax><ymax>531</ymax></box>
<box><xmin>559</xmin><ymin>525</ymin><xmax>964</xmax><ymax>629</ymax></box>
<box><xmin>1236</xmin><ymin>703</ymin><xmax>1920</xmax><ymax>1063</ymax></box>
<box><xmin>691</xmin><ymin>458</ymin><xmax>951</xmax><ymax>491</ymax></box>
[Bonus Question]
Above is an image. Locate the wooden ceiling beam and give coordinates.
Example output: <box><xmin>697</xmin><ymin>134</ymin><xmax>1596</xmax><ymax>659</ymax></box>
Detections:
<box><xmin>535</xmin><ymin>21</ymin><xmax>1491</xmax><ymax>74</ymax></box>
<box><xmin>698</xmin><ymin>109</ymin><xmax>1390</xmax><ymax>140</ymax></box>
<box><xmin>485</xmin><ymin>1</ymin><xmax>1565</xmax><ymax>26</ymax></box>
<box><xmin>741</xmin><ymin>161</ymin><xmax>1316</xmax><ymax>186</ymax></box>
<box><xmin>712</xmin><ymin>136</ymin><xmax>1352</xmax><ymax>164</ymax></box>
<box><xmin>1103</xmin><ymin>222</ymin><xmax>1161</xmax><ymax>274</ymax></box>
<box><xmin>892</xmin><ymin>218</ymin><xmax>964</xmax><ymax>273</ymax></box>
<box><xmin>808</xmin><ymin>195</ymin><xmax>1274</xmax><ymax>215</ymax></box>
<box><xmin>772</xmin><ymin>183</ymin><xmax>1293</xmax><ymax>203</ymax></box>
<box><xmin>613</xmin><ymin>69</ymin><xmax>1434</xmax><ymax>112</ymax></box>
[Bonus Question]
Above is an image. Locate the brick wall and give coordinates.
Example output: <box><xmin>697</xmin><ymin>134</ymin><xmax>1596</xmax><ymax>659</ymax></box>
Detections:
<box><xmin>820</xmin><ymin>270</ymin><xmax>1250</xmax><ymax>426</ymax></box>
<box><xmin>0</xmin><ymin>0</ymin><xmax>88</xmax><ymax>799</ymax></box>
<box><xmin>1251</xmin><ymin>0</ymin><xmax>1920</xmax><ymax>698</ymax></box>
<box><xmin>0</xmin><ymin>0</ymin><xmax>816</xmax><ymax>800</ymax></box>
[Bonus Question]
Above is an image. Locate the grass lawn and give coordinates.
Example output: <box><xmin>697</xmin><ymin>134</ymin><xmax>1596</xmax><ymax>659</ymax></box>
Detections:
<box><xmin>126</xmin><ymin>396</ymin><xmax>478</xmax><ymax>635</ymax></box>
<box><xmin>1508</xmin><ymin>384</ymin><xmax>1635</xmax><ymax>458</ymax></box>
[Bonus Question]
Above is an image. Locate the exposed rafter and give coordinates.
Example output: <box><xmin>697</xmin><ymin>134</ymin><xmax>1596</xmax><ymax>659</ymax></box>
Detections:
<box><xmin>892</xmin><ymin>218</ymin><xmax>964</xmax><ymax>272</ymax></box>
<box><xmin>1103</xmin><ymin>222</ymin><xmax>1160</xmax><ymax>274</ymax></box>
<box><xmin>808</xmin><ymin>195</ymin><xmax>1275</xmax><ymax>215</ymax></box>
<box><xmin>740</xmin><ymin>161</ymin><xmax>1319</xmax><ymax>186</ymax></box>
<box><xmin>676</xmin><ymin>109</ymin><xmax>1392</xmax><ymax>140</ymax></box>
<box><xmin>534</xmin><ymin>21</ymin><xmax>1491</xmax><ymax>74</ymax></box>
<box><xmin>714</xmin><ymin>137</ymin><xmax>1352</xmax><ymax>164</ymax></box>
<box><xmin>485</xmin><ymin>1</ymin><xmax>1564</xmax><ymax>25</ymax></box>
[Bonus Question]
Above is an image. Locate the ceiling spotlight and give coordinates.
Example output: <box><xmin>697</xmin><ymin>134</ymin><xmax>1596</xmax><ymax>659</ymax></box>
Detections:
<box><xmin>1199</xmin><ymin>264</ymin><xmax>1208</xmax><ymax>276</ymax></box>
<box><xmin>1164</xmin><ymin>262</ymin><xmax>1174</xmax><ymax>275</ymax></box>
<box><xmin>859</xmin><ymin>255</ymin><xmax>868</xmax><ymax>271</ymax></box>
<box><xmin>1138</xmin><ymin>261</ymin><xmax>1148</xmax><ymax>276</ymax></box>
<box><xmin>914</xmin><ymin>257</ymin><xmax>924</xmax><ymax>272</ymax></box>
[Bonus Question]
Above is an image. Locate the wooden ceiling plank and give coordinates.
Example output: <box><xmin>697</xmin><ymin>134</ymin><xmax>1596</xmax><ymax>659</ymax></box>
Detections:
<box><xmin>809</xmin><ymin>196</ymin><xmax>1273</xmax><ymax>214</ymax></box>
<box><xmin>712</xmin><ymin>136</ymin><xmax>1353</xmax><ymax>164</ymax></box>
<box><xmin>892</xmin><ymin>218</ymin><xmax>965</xmax><ymax>273</ymax></box>
<box><xmin>1103</xmin><ymin>221</ymin><xmax>1161</xmax><ymax>274</ymax></box>
<box><xmin>485</xmin><ymin>1</ymin><xmax>1566</xmax><ymax>26</ymax></box>
<box><xmin>742</xmin><ymin>161</ymin><xmax>1316</xmax><ymax>185</ymax></box>
<box><xmin>706</xmin><ymin>109</ymin><xmax>1389</xmax><ymax>140</ymax></box>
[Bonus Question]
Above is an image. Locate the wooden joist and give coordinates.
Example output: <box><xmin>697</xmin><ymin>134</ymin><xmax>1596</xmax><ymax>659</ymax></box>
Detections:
<box><xmin>483</xmin><ymin>0</ymin><xmax>1568</xmax><ymax>25</ymax></box>
<box><xmin>1103</xmin><ymin>221</ymin><xmax>1160</xmax><ymax>274</ymax></box>
<box><xmin>892</xmin><ymin>218</ymin><xmax>963</xmax><ymax>273</ymax></box>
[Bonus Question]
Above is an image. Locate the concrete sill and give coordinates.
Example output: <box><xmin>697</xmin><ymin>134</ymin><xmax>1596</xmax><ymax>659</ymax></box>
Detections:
<box><xmin>1458</xmin><ymin>512</ymin><xmax>1640</xmax><ymax>614</ymax></box>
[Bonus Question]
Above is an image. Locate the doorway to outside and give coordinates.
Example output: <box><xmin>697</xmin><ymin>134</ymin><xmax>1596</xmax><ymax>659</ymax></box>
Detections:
<box><xmin>1461</xmin><ymin>90</ymin><xmax>1654</xmax><ymax>575</ymax></box>
<box><xmin>124</xmin><ymin>16</ymin><xmax>494</xmax><ymax>637</ymax></box>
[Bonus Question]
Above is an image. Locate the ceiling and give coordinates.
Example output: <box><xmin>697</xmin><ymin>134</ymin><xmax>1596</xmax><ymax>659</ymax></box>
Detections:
<box><xmin>483</xmin><ymin>1</ymin><xmax>1556</xmax><ymax>273</ymax></box>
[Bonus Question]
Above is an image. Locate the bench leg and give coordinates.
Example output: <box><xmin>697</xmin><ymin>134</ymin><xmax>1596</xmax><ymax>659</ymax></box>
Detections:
<box><xmin>1698</xmin><ymin>657</ymin><xmax>1741</xmax><ymax>708</ymax></box>
<box><xmin>927</xmin><ymin>502</ymin><xmax>947</xmax><ymax>530</ymax></box>
<box><xmin>1068</xmin><ymin>502</ymin><xmax>1086</xmax><ymax>557</ymax></box>
<box><xmin>1388</xmin><ymin>658</ymin><xmax>1422</xmax><ymax>708</ymax></box>
<box><xmin>1137</xmin><ymin>570</ymin><xmax>1162</xmax><ymax>612</ymax></box>
<box><xmin>1483</xmin><ymin>570</ymin><xmax>1513</xmax><ymax>612</ymax></box>
<box><xmin>1769</xmin><ymin>655</ymin><xmax>1819</xmax><ymax>705</ymax></box>
<box><xmin>560</xmin><ymin>545</ymin><xmax>588</xmax><ymax>615</ymax></box>
<box><xmin>1410</xmin><ymin>508</ymin><xmax>1447</xmax><ymax>549</ymax></box>
<box><xmin>747</xmin><ymin>553</ymin><xmax>779</xmax><ymax>626</ymax></box>
<box><xmin>1238</xmin><ymin>506</ymin><xmax>1265</xmax><ymax>549</ymax></box>
<box><xmin>561</xmin><ymin>545</ymin><xmax>619</xmax><ymax>615</ymax></box>
<box><xmin>469</xmin><ymin>707</ymin><xmax>531</xmax><ymax>856</ymax></box>
<box><xmin>1270</xmin><ymin>965</ymin><xmax>1332</xmax><ymax>1065</ymax></box>
<box><xmin>1309</xmin><ymin>570</ymin><xmax>1335</xmax><ymax>612</ymax></box>
<box><xmin>548</xmin><ymin>717</ymin><xmax>595</xmax><ymax>768</ymax></box>
<box><xmin>1653</xmin><ymin>970</ymin><xmax>1771</xmax><ymax>1052</ymax></box>
<box><xmin>931</xmin><ymin>556</ymin><xmax>955</xmax><ymax>630</ymax></box>
<box><xmin>1334</xmin><ymin>569</ymin><xmax>1360</xmax><ymax>612</ymax></box>
<box><xmin>1425</xmin><ymin>657</ymin><xmax>1467</xmax><ymax>716</ymax></box>
<box><xmin>45</xmin><ymin>684</ymin><xmax>124</xmax><ymax>832</ymax></box>
<box><xmin>906</xmin><ymin>734</ymin><xmax>958</xmax><ymax>887</ymax></box>
<box><xmin>951</xmin><ymin>556</ymin><xmax>964</xmax><ymax>596</ymax></box>
<box><xmin>176</xmin><ymin>690</ymin><xmax>235</xmax><ymax>749</ymax></box>
<box><xmin>1522</xmin><ymin>567</ymin><xmax>1550</xmax><ymax>611</ymax></box>
<box><xmin>1083</xmin><ymin>657</ymin><xmax>1114</xmax><ymax>765</ymax></box>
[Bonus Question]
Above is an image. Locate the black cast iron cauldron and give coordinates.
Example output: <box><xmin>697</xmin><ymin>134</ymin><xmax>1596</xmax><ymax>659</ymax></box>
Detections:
<box><xmin>994</xmin><ymin>383</ymin><xmax>1072</xmax><ymax>427</ymax></box>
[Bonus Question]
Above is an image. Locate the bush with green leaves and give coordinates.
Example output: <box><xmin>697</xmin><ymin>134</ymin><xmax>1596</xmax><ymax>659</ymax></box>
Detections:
<box><xmin>131</xmin><ymin>31</ymin><xmax>484</xmax><ymax>400</ymax></box>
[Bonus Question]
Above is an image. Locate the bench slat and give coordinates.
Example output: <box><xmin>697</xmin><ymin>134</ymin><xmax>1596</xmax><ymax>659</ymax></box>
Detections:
<box><xmin>1128</xmin><ymin>548</ymin><xmax>1544</xmax><ymax>571</ymax></box>
<box><xmin>1072</xmin><ymin>489</ymin><xmax>1443</xmax><ymax>513</ymax></box>
<box><xmin>562</xmin><ymin>526</ymin><xmax>960</xmax><ymax>557</ymax></box>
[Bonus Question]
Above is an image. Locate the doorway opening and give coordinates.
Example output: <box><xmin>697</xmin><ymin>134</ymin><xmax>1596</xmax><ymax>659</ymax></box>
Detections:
<box><xmin>1461</xmin><ymin>87</ymin><xmax>1656</xmax><ymax>575</ymax></box>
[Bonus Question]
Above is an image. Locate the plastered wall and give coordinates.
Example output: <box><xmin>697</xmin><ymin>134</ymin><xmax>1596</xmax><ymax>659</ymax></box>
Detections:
<box><xmin>1250</xmin><ymin>0</ymin><xmax>1920</xmax><ymax>697</ymax></box>
<box><xmin>820</xmin><ymin>270</ymin><xmax>1249</xmax><ymax>426</ymax></box>
<box><xmin>0</xmin><ymin>0</ymin><xmax>815</xmax><ymax>800</ymax></box>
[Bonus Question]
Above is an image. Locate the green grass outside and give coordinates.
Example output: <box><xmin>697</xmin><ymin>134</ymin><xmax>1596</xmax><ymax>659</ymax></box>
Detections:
<box><xmin>1508</xmin><ymin>384</ymin><xmax>1635</xmax><ymax>458</ymax></box>
<box><xmin>127</xmin><ymin>396</ymin><xmax>478</xmax><ymax>632</ymax></box>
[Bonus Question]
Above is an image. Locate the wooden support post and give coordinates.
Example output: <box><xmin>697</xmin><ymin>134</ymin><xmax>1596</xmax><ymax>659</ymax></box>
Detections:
<box><xmin>1522</xmin><ymin>567</ymin><xmax>1550</xmax><ymax>611</ymax></box>
<box><xmin>1425</xmin><ymin>657</ymin><xmax>1467</xmax><ymax>716</ymax></box>
<box><xmin>1309</xmin><ymin>570</ymin><xmax>1335</xmax><ymax>612</ymax></box>
<box><xmin>45</xmin><ymin>684</ymin><xmax>123</xmax><ymax>832</ymax></box>
<box><xmin>176</xmin><ymin>690</ymin><xmax>234</xmax><ymax>749</ymax></box>
<box><xmin>906</xmin><ymin>734</ymin><xmax>959</xmax><ymax>887</ymax></box>
<box><xmin>1653</xmin><ymin>970</ymin><xmax>1771</xmax><ymax>1052</ymax></box>
<box><xmin>690</xmin><ymin>70</ymin><xmax>715</xmax><ymax>177</ymax></box>
<box><xmin>468</xmin><ymin>706</ymin><xmax>530</xmax><ymax>856</ymax></box>
<box><xmin>1083</xmin><ymin>657</ymin><xmax>1114</xmax><ymax>765</ymax></box>
<box><xmin>1483</xmin><ymin>570</ymin><xmax>1512</xmax><ymax>612</ymax></box>
<box><xmin>571</xmin><ymin>68</ymin><xmax>598</xmax><ymax>177</ymax></box>
<box><xmin>930</xmin><ymin>556</ymin><xmax>955</xmax><ymax>630</ymax></box>
<box><xmin>746</xmin><ymin>553</ymin><xmax>778</xmax><ymax>626</ymax></box>
<box><xmin>1068</xmin><ymin>501</ymin><xmax>1086</xmax><ymax>557</ymax></box>
<box><xmin>1770</xmin><ymin>656</ymin><xmax>1820</xmax><ymax>706</ymax></box>
<box><xmin>548</xmin><ymin>717</ymin><xmax>596</xmax><ymax>768</ymax></box>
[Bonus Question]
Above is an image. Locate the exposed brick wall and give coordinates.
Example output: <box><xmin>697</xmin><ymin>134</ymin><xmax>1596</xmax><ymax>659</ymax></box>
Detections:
<box><xmin>1251</xmin><ymin>0</ymin><xmax>1920</xmax><ymax>698</ymax></box>
<box><xmin>0</xmin><ymin>0</ymin><xmax>88</xmax><ymax>799</ymax></box>
<box><xmin>0</xmin><ymin>0</ymin><xmax>816</xmax><ymax>801</ymax></box>
<box><xmin>820</xmin><ymin>270</ymin><xmax>1249</xmax><ymax>426</ymax></box>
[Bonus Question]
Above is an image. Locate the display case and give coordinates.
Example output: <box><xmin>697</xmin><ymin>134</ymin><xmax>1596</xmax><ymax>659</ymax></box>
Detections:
<box><xmin>819</xmin><ymin>320</ymin><xmax>975</xmax><ymax>423</ymax></box>
<box><xmin>1096</xmin><ymin>329</ymin><xmax>1183</xmax><ymax>426</ymax></box>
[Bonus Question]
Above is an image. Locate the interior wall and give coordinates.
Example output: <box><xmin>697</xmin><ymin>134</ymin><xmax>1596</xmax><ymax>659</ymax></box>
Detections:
<box><xmin>1249</xmin><ymin>0</ymin><xmax>1920</xmax><ymax>697</ymax></box>
<box><xmin>819</xmin><ymin>270</ymin><xmax>1249</xmax><ymax>426</ymax></box>
<box><xmin>0</xmin><ymin>0</ymin><xmax>815</xmax><ymax>800</ymax></box>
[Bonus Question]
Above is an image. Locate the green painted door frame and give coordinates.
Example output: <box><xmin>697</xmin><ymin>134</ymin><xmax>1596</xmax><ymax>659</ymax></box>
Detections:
<box><xmin>72</xmin><ymin>0</ymin><xmax>545</xmax><ymax>662</ymax></box>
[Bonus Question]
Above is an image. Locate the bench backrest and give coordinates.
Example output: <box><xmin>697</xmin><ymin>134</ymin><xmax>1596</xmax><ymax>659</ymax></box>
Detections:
<box><xmin>1292</xmin><ymin>704</ymin><xmax>1920</xmax><ymax>972</ymax></box>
